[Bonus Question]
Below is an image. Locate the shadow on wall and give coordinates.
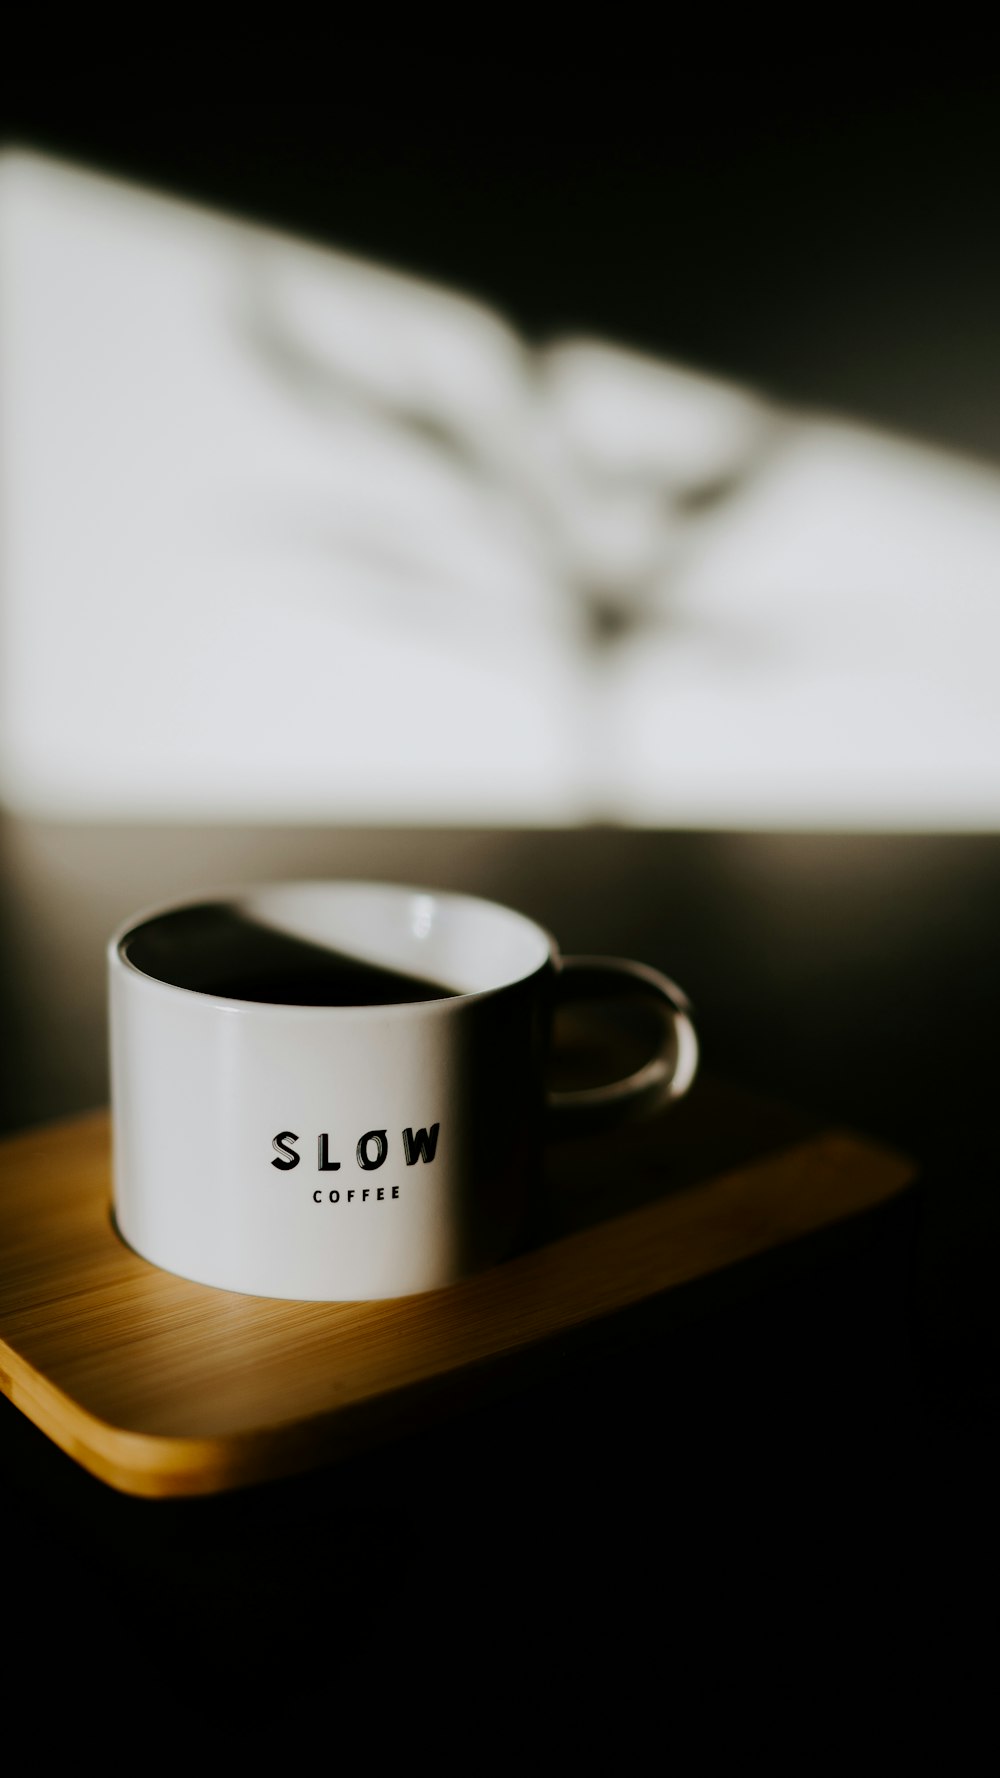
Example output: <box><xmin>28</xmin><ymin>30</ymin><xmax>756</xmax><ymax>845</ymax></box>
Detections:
<box><xmin>2</xmin><ymin>149</ymin><xmax>1000</xmax><ymax>833</ymax></box>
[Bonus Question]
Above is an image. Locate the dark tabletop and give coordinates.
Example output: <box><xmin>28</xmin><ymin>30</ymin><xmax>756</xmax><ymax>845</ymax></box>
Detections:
<box><xmin>0</xmin><ymin>819</ymin><xmax>995</xmax><ymax>1725</ymax></box>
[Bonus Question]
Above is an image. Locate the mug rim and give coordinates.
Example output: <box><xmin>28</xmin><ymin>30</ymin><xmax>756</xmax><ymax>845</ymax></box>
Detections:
<box><xmin>109</xmin><ymin>879</ymin><xmax>559</xmax><ymax>1018</ymax></box>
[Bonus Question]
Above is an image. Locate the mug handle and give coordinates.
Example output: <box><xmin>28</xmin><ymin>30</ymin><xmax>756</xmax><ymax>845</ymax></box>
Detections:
<box><xmin>545</xmin><ymin>956</ymin><xmax>699</xmax><ymax>1138</ymax></box>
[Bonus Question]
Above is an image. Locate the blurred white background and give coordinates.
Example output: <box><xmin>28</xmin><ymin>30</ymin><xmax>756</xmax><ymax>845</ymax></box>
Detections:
<box><xmin>3</xmin><ymin>149</ymin><xmax>999</xmax><ymax>831</ymax></box>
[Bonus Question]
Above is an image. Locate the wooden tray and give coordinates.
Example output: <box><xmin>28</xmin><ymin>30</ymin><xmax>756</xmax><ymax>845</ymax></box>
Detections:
<box><xmin>0</xmin><ymin>1079</ymin><xmax>915</xmax><ymax>1499</ymax></box>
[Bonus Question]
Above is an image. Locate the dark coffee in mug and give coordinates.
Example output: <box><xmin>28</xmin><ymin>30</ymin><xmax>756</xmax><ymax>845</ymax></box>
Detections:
<box><xmin>121</xmin><ymin>902</ymin><xmax>458</xmax><ymax>1005</ymax></box>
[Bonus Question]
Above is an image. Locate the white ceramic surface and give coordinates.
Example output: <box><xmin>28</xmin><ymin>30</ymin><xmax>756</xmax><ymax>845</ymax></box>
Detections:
<box><xmin>109</xmin><ymin>882</ymin><xmax>697</xmax><ymax>1300</ymax></box>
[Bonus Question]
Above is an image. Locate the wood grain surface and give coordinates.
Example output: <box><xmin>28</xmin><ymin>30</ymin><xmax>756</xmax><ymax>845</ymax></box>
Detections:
<box><xmin>0</xmin><ymin>1083</ymin><xmax>915</xmax><ymax>1498</ymax></box>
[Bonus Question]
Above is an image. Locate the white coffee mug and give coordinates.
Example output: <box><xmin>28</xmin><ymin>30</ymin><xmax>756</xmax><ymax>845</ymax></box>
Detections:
<box><xmin>109</xmin><ymin>881</ymin><xmax>698</xmax><ymax>1300</ymax></box>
